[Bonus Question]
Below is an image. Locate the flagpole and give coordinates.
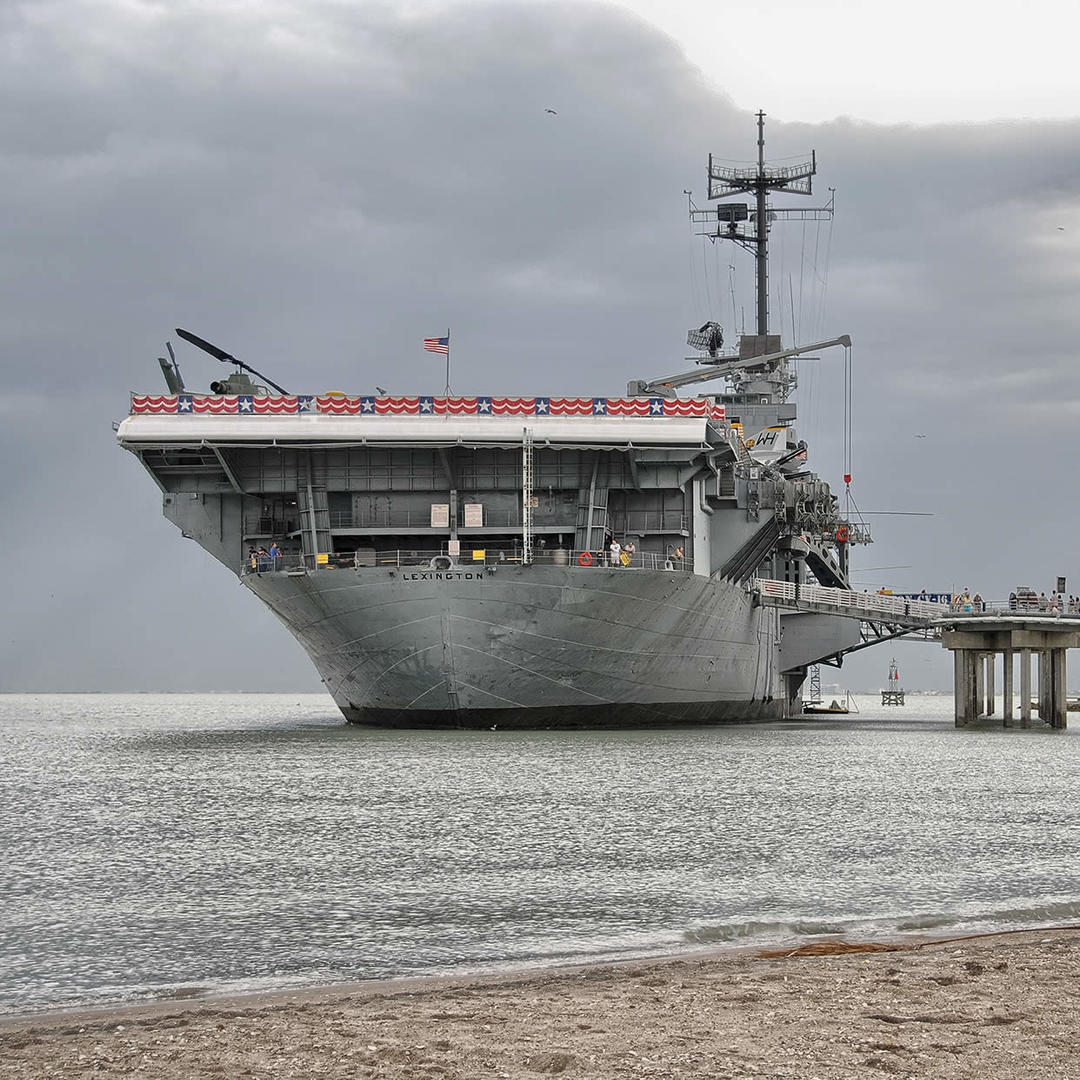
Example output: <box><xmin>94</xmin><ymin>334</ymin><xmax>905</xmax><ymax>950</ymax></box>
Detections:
<box><xmin>444</xmin><ymin>327</ymin><xmax>451</xmax><ymax>396</ymax></box>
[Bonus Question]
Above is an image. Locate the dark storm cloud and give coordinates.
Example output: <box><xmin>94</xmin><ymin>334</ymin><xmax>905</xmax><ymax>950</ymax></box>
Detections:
<box><xmin>1</xmin><ymin>0</ymin><xmax>1078</xmax><ymax>691</ymax></box>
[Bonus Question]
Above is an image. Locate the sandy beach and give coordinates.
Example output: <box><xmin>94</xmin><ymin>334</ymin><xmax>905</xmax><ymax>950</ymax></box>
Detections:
<box><xmin>2</xmin><ymin>930</ymin><xmax>1078</xmax><ymax>1078</ymax></box>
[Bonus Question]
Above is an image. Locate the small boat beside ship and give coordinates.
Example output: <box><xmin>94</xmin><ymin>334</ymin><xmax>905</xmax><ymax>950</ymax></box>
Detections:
<box><xmin>803</xmin><ymin>691</ymin><xmax>859</xmax><ymax>716</ymax></box>
<box><xmin>801</xmin><ymin>665</ymin><xmax>858</xmax><ymax>714</ymax></box>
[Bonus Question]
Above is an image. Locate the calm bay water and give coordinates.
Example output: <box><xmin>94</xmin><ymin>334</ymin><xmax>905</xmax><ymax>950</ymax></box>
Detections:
<box><xmin>2</xmin><ymin>692</ymin><xmax>1080</xmax><ymax>1015</ymax></box>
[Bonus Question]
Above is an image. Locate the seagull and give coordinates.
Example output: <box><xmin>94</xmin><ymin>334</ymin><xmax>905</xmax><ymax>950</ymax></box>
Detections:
<box><xmin>545</xmin><ymin>108</ymin><xmax>557</xmax><ymax>115</ymax></box>
<box><xmin>913</xmin><ymin>433</ymin><xmax>927</xmax><ymax>438</ymax></box>
<box><xmin>375</xmin><ymin>386</ymin><xmax>387</xmax><ymax>394</ymax></box>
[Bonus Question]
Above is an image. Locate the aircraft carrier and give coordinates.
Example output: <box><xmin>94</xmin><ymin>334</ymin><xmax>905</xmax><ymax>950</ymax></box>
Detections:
<box><xmin>117</xmin><ymin>115</ymin><xmax>866</xmax><ymax>728</ymax></box>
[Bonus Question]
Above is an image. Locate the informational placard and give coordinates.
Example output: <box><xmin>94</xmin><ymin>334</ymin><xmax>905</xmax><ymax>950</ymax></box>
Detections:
<box><xmin>463</xmin><ymin>503</ymin><xmax>484</xmax><ymax>527</ymax></box>
<box><xmin>472</xmin><ymin>549</ymin><xmax>486</xmax><ymax>562</ymax></box>
<box><xmin>430</xmin><ymin>503</ymin><xmax>450</xmax><ymax>528</ymax></box>
<box><xmin>448</xmin><ymin>540</ymin><xmax>460</xmax><ymax>556</ymax></box>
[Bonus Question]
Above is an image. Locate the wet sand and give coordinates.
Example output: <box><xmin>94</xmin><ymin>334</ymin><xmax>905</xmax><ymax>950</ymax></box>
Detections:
<box><xmin>2</xmin><ymin>930</ymin><xmax>1079</xmax><ymax>1078</ymax></box>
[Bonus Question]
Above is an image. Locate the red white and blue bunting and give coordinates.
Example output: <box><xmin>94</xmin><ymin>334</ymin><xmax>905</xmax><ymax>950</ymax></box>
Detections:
<box><xmin>130</xmin><ymin>394</ymin><xmax>726</xmax><ymax>420</ymax></box>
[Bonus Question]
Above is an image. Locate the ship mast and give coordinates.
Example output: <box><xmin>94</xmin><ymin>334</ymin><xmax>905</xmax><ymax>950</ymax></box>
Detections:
<box><xmin>753</xmin><ymin>110</ymin><xmax>772</xmax><ymax>336</ymax></box>
<box><xmin>697</xmin><ymin>111</ymin><xmax>825</xmax><ymax>338</ymax></box>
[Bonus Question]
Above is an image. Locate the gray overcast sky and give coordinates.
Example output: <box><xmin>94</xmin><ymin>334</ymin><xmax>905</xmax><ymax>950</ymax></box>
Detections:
<box><xmin>1</xmin><ymin>0</ymin><xmax>1079</xmax><ymax>693</ymax></box>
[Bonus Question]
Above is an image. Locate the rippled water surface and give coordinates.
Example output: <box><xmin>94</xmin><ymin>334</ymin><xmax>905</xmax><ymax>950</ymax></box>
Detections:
<box><xmin>3</xmin><ymin>692</ymin><xmax>1080</xmax><ymax>1014</ymax></box>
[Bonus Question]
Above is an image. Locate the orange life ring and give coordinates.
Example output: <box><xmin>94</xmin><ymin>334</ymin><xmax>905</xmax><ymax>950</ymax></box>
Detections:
<box><xmin>836</xmin><ymin>525</ymin><xmax>850</xmax><ymax>543</ymax></box>
<box><xmin>578</xmin><ymin>551</ymin><xmax>593</xmax><ymax>567</ymax></box>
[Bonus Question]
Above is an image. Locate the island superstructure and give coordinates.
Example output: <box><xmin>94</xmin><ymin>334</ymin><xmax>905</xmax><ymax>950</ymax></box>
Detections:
<box><xmin>117</xmin><ymin>115</ymin><xmax>866</xmax><ymax>728</ymax></box>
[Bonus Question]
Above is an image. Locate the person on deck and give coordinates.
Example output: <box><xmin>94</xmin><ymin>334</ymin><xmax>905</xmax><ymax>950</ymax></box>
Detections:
<box><xmin>609</xmin><ymin>538</ymin><xmax>622</xmax><ymax>567</ymax></box>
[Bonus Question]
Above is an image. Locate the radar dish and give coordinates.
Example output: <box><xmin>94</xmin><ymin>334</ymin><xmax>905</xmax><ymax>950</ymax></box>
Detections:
<box><xmin>686</xmin><ymin>321</ymin><xmax>724</xmax><ymax>358</ymax></box>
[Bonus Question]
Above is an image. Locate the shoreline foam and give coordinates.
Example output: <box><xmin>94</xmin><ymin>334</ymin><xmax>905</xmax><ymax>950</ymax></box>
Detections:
<box><xmin>5</xmin><ymin>923</ymin><xmax>1080</xmax><ymax>1030</ymax></box>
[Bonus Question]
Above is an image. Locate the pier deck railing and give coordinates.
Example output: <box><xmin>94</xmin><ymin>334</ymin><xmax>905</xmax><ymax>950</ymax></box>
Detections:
<box><xmin>752</xmin><ymin>578</ymin><xmax>951</xmax><ymax>627</ymax></box>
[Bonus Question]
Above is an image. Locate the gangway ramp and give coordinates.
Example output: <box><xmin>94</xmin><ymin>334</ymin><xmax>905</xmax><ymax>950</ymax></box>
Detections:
<box><xmin>752</xmin><ymin>578</ymin><xmax>950</xmax><ymax>633</ymax></box>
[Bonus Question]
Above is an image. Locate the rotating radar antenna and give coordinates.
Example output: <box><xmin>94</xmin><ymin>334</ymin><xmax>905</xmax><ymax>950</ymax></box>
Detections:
<box><xmin>686</xmin><ymin>321</ymin><xmax>724</xmax><ymax>359</ymax></box>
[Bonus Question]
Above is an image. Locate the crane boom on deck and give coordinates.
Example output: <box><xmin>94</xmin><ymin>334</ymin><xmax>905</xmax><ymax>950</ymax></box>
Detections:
<box><xmin>630</xmin><ymin>334</ymin><xmax>851</xmax><ymax>398</ymax></box>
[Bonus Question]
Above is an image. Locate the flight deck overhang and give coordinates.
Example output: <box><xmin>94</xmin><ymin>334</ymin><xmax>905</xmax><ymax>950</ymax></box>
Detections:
<box><xmin>116</xmin><ymin>413</ymin><xmax>714</xmax><ymax>449</ymax></box>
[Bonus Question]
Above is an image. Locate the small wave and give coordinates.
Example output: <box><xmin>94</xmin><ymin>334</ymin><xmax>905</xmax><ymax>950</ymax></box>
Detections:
<box><xmin>895</xmin><ymin>898</ymin><xmax>1080</xmax><ymax>936</ymax></box>
<box><xmin>895</xmin><ymin>914</ymin><xmax>958</xmax><ymax>931</ymax></box>
<box><xmin>687</xmin><ymin>899</ymin><xmax>1080</xmax><ymax>953</ymax></box>
<box><xmin>686</xmin><ymin>919</ymin><xmax>846</xmax><ymax>944</ymax></box>
<box><xmin>981</xmin><ymin>898</ymin><xmax>1080</xmax><ymax>925</ymax></box>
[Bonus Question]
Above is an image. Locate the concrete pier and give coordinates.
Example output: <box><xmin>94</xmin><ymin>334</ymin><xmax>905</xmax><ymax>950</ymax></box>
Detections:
<box><xmin>941</xmin><ymin>618</ymin><xmax>1079</xmax><ymax>729</ymax></box>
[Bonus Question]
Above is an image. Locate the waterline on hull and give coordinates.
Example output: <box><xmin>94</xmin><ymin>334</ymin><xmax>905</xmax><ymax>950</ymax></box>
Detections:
<box><xmin>341</xmin><ymin>698</ymin><xmax>786</xmax><ymax>730</ymax></box>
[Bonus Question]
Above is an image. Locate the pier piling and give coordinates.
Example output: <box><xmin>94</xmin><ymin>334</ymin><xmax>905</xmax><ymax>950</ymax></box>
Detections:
<box><xmin>1020</xmin><ymin>649</ymin><xmax>1032</xmax><ymax>727</ymax></box>
<box><xmin>1002</xmin><ymin>648</ymin><xmax>1014</xmax><ymax>726</ymax></box>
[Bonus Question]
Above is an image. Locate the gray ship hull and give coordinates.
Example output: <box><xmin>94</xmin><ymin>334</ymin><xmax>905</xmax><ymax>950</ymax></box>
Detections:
<box><xmin>245</xmin><ymin>564</ymin><xmax>785</xmax><ymax>728</ymax></box>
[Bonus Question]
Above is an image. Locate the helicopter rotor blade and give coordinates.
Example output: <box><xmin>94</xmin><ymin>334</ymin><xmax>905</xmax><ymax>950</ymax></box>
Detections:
<box><xmin>240</xmin><ymin>363</ymin><xmax>289</xmax><ymax>396</ymax></box>
<box><xmin>175</xmin><ymin>327</ymin><xmax>235</xmax><ymax>363</ymax></box>
<box><xmin>164</xmin><ymin>340</ymin><xmax>185</xmax><ymax>391</ymax></box>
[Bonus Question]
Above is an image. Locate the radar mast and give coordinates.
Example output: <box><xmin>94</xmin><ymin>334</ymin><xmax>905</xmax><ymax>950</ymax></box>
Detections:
<box><xmin>698</xmin><ymin>111</ymin><xmax>822</xmax><ymax>337</ymax></box>
<box><xmin>679</xmin><ymin>112</ymin><xmax>836</xmax><ymax>404</ymax></box>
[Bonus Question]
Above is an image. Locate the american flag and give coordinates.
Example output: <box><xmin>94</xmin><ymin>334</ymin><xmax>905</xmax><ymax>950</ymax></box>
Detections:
<box><xmin>423</xmin><ymin>335</ymin><xmax>449</xmax><ymax>355</ymax></box>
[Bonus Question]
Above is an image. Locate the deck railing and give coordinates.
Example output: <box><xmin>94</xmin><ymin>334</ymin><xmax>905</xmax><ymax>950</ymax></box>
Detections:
<box><xmin>243</xmin><ymin>548</ymin><xmax>693</xmax><ymax>575</ymax></box>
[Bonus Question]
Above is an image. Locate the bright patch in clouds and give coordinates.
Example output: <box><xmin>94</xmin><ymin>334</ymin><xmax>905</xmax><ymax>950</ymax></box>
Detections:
<box><xmin>569</xmin><ymin>0</ymin><xmax>1080</xmax><ymax>125</ymax></box>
